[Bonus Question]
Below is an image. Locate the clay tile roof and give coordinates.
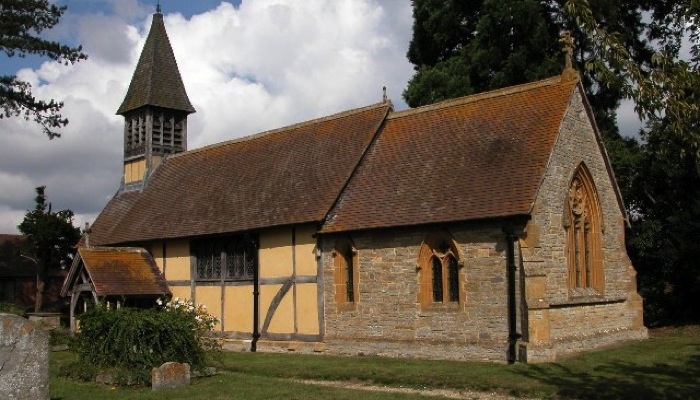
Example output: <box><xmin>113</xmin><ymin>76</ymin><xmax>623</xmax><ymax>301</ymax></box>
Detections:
<box><xmin>62</xmin><ymin>246</ymin><xmax>170</xmax><ymax>297</ymax></box>
<box><xmin>321</xmin><ymin>75</ymin><xmax>578</xmax><ymax>233</ymax></box>
<box><xmin>116</xmin><ymin>13</ymin><xmax>195</xmax><ymax>115</ymax></box>
<box><xmin>89</xmin><ymin>190</ymin><xmax>141</xmax><ymax>246</ymax></box>
<box><xmin>92</xmin><ymin>102</ymin><xmax>391</xmax><ymax>245</ymax></box>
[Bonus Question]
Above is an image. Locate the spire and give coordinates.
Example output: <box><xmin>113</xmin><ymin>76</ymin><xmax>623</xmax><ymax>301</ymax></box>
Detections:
<box><xmin>117</xmin><ymin>9</ymin><xmax>194</xmax><ymax>191</ymax></box>
<box><xmin>117</xmin><ymin>11</ymin><xmax>195</xmax><ymax>115</ymax></box>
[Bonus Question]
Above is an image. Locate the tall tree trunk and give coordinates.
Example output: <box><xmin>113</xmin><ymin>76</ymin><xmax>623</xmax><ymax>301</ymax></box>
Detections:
<box><xmin>35</xmin><ymin>261</ymin><xmax>48</xmax><ymax>312</ymax></box>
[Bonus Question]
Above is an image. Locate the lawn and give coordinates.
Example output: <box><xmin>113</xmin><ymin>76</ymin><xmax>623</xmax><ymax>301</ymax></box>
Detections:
<box><xmin>50</xmin><ymin>326</ymin><xmax>699</xmax><ymax>400</ymax></box>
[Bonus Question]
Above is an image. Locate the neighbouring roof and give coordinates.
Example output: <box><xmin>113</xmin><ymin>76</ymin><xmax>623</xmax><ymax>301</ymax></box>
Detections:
<box><xmin>61</xmin><ymin>246</ymin><xmax>170</xmax><ymax>297</ymax></box>
<box><xmin>0</xmin><ymin>235</ymin><xmax>33</xmax><ymax>278</ymax></box>
<box><xmin>0</xmin><ymin>234</ymin><xmax>24</xmax><ymax>246</ymax></box>
<box><xmin>116</xmin><ymin>12</ymin><xmax>195</xmax><ymax>115</ymax></box>
<box><xmin>322</xmin><ymin>75</ymin><xmax>578</xmax><ymax>233</ymax></box>
<box><xmin>90</xmin><ymin>103</ymin><xmax>391</xmax><ymax>245</ymax></box>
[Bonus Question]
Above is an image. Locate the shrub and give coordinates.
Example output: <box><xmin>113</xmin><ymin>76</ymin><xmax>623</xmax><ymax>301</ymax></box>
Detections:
<box><xmin>70</xmin><ymin>300</ymin><xmax>218</xmax><ymax>384</ymax></box>
<box><xmin>49</xmin><ymin>327</ymin><xmax>73</xmax><ymax>347</ymax></box>
<box><xmin>0</xmin><ymin>302</ymin><xmax>25</xmax><ymax>317</ymax></box>
<box><xmin>158</xmin><ymin>297</ymin><xmax>219</xmax><ymax>351</ymax></box>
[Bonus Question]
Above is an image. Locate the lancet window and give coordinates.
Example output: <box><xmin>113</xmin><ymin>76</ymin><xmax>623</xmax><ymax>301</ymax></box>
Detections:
<box><xmin>419</xmin><ymin>231</ymin><xmax>462</xmax><ymax>309</ymax></box>
<box><xmin>333</xmin><ymin>237</ymin><xmax>358</xmax><ymax>307</ymax></box>
<box><xmin>565</xmin><ymin>164</ymin><xmax>603</xmax><ymax>292</ymax></box>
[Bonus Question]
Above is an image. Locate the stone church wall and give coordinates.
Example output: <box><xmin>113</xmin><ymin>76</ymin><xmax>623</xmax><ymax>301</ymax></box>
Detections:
<box><xmin>322</xmin><ymin>222</ymin><xmax>519</xmax><ymax>361</ymax></box>
<box><xmin>519</xmin><ymin>85</ymin><xmax>647</xmax><ymax>362</ymax></box>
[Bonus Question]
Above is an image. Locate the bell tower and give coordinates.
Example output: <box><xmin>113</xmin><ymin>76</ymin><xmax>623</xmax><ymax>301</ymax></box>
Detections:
<box><xmin>117</xmin><ymin>7</ymin><xmax>195</xmax><ymax>190</ymax></box>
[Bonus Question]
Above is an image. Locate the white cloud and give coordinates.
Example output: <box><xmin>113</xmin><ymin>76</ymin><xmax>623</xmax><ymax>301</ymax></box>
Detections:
<box><xmin>0</xmin><ymin>0</ymin><xmax>414</xmax><ymax>234</ymax></box>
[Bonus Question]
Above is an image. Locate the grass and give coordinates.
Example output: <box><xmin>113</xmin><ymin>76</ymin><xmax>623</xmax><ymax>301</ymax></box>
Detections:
<box><xmin>50</xmin><ymin>326</ymin><xmax>700</xmax><ymax>400</ymax></box>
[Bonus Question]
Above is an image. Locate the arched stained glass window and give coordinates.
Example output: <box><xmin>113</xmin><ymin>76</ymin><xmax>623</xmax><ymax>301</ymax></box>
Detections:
<box><xmin>565</xmin><ymin>164</ymin><xmax>604</xmax><ymax>293</ymax></box>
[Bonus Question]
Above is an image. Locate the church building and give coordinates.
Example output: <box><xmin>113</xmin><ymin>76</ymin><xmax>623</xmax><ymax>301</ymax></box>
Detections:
<box><xmin>65</xmin><ymin>9</ymin><xmax>647</xmax><ymax>363</ymax></box>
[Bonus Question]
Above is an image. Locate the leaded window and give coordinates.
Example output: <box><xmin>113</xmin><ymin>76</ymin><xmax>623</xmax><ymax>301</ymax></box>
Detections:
<box><xmin>344</xmin><ymin>249</ymin><xmax>355</xmax><ymax>302</ymax></box>
<box><xmin>193</xmin><ymin>235</ymin><xmax>257</xmax><ymax>281</ymax></box>
<box><xmin>419</xmin><ymin>231</ymin><xmax>462</xmax><ymax>308</ymax></box>
<box><xmin>448</xmin><ymin>255</ymin><xmax>459</xmax><ymax>302</ymax></box>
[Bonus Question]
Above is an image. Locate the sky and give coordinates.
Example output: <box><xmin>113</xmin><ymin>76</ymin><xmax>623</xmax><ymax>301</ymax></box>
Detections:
<box><xmin>0</xmin><ymin>0</ymin><xmax>643</xmax><ymax>234</ymax></box>
<box><xmin>0</xmin><ymin>0</ymin><xmax>417</xmax><ymax>234</ymax></box>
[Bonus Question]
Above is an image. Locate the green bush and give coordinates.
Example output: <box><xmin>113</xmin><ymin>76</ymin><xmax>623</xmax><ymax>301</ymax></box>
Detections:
<box><xmin>0</xmin><ymin>302</ymin><xmax>25</xmax><ymax>316</ymax></box>
<box><xmin>49</xmin><ymin>327</ymin><xmax>70</xmax><ymax>346</ymax></box>
<box><xmin>71</xmin><ymin>303</ymin><xmax>216</xmax><ymax>384</ymax></box>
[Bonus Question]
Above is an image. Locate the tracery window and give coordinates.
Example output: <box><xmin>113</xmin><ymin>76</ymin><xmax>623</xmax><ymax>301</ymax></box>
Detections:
<box><xmin>193</xmin><ymin>235</ymin><xmax>257</xmax><ymax>281</ymax></box>
<box><xmin>419</xmin><ymin>231</ymin><xmax>462</xmax><ymax>309</ymax></box>
<box><xmin>565</xmin><ymin>164</ymin><xmax>603</xmax><ymax>293</ymax></box>
<box><xmin>333</xmin><ymin>237</ymin><xmax>358</xmax><ymax>308</ymax></box>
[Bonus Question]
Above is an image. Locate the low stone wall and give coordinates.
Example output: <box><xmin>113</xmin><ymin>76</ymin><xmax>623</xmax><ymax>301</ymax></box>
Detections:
<box><xmin>325</xmin><ymin>338</ymin><xmax>509</xmax><ymax>362</ymax></box>
<box><xmin>520</xmin><ymin>325</ymin><xmax>648</xmax><ymax>363</ymax></box>
<box><xmin>0</xmin><ymin>313</ymin><xmax>49</xmax><ymax>400</ymax></box>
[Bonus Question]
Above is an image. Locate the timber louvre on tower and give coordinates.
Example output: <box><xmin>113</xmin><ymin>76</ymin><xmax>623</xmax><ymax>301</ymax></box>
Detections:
<box><xmin>80</xmin><ymin>7</ymin><xmax>647</xmax><ymax>363</ymax></box>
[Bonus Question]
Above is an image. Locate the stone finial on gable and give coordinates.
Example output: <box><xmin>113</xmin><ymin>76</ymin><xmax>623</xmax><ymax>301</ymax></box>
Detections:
<box><xmin>560</xmin><ymin>31</ymin><xmax>579</xmax><ymax>81</ymax></box>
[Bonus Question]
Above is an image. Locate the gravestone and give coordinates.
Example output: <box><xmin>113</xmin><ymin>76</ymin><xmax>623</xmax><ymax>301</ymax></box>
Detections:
<box><xmin>151</xmin><ymin>361</ymin><xmax>190</xmax><ymax>391</ymax></box>
<box><xmin>0</xmin><ymin>313</ymin><xmax>50</xmax><ymax>400</ymax></box>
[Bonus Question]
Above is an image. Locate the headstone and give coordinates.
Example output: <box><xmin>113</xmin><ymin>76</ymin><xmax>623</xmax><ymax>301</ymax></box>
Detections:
<box><xmin>0</xmin><ymin>313</ymin><xmax>50</xmax><ymax>400</ymax></box>
<box><xmin>151</xmin><ymin>361</ymin><xmax>190</xmax><ymax>391</ymax></box>
<box><xmin>26</xmin><ymin>313</ymin><xmax>62</xmax><ymax>329</ymax></box>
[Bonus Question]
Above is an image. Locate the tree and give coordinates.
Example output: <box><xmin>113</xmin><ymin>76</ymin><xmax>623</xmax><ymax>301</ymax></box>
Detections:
<box><xmin>403</xmin><ymin>0</ymin><xmax>657</xmax><ymax>140</ymax></box>
<box><xmin>564</xmin><ymin>0</ymin><xmax>700</xmax><ymax>162</ymax></box>
<box><xmin>0</xmin><ymin>0</ymin><xmax>87</xmax><ymax>138</ymax></box>
<box><xmin>624</xmin><ymin>124</ymin><xmax>700</xmax><ymax>324</ymax></box>
<box><xmin>18</xmin><ymin>186</ymin><xmax>80</xmax><ymax>312</ymax></box>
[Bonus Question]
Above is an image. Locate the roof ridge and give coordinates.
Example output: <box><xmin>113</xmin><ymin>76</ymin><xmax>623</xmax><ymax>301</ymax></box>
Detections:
<box><xmin>174</xmin><ymin>101</ymin><xmax>392</xmax><ymax>158</ymax></box>
<box><xmin>389</xmin><ymin>75</ymin><xmax>569</xmax><ymax>120</ymax></box>
<box><xmin>81</xmin><ymin>245</ymin><xmax>145</xmax><ymax>252</ymax></box>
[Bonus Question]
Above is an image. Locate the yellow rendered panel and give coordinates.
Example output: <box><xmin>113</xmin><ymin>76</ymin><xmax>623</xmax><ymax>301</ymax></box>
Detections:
<box><xmin>151</xmin><ymin>241</ymin><xmax>164</xmax><ymax>273</ymax></box>
<box><xmin>137</xmin><ymin>159</ymin><xmax>145</xmax><ymax>181</ymax></box>
<box><xmin>224</xmin><ymin>286</ymin><xmax>254</xmax><ymax>332</ymax></box>
<box><xmin>164</xmin><ymin>239</ymin><xmax>190</xmax><ymax>281</ymax></box>
<box><xmin>123</xmin><ymin>163</ymin><xmax>132</xmax><ymax>184</ymax></box>
<box><xmin>295</xmin><ymin>224</ymin><xmax>318</xmax><ymax>276</ymax></box>
<box><xmin>195</xmin><ymin>286</ymin><xmax>222</xmax><ymax>330</ymax></box>
<box><xmin>296</xmin><ymin>283</ymin><xmax>319</xmax><ymax>334</ymax></box>
<box><xmin>169</xmin><ymin>286</ymin><xmax>190</xmax><ymax>303</ymax></box>
<box><xmin>152</xmin><ymin>155</ymin><xmax>162</xmax><ymax>170</ymax></box>
<box><xmin>124</xmin><ymin>159</ymin><xmax>146</xmax><ymax>184</ymax></box>
<box><xmin>259</xmin><ymin>228</ymin><xmax>293</xmax><ymax>278</ymax></box>
<box><xmin>260</xmin><ymin>284</ymin><xmax>294</xmax><ymax>334</ymax></box>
